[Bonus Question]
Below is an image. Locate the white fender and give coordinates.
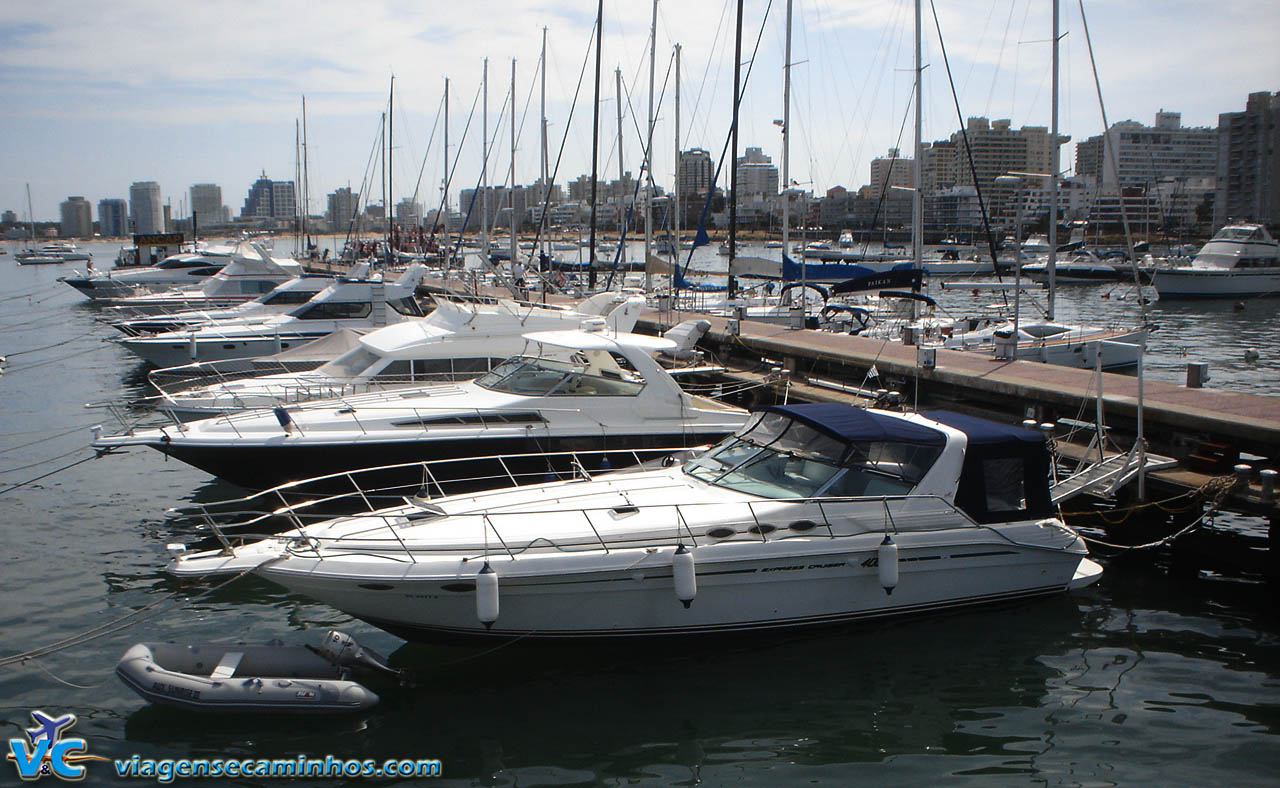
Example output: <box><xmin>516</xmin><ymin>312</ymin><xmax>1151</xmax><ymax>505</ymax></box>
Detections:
<box><xmin>878</xmin><ymin>534</ymin><xmax>899</xmax><ymax>595</ymax></box>
<box><xmin>673</xmin><ymin>544</ymin><xmax>696</xmax><ymax>608</ymax></box>
<box><xmin>476</xmin><ymin>562</ymin><xmax>499</xmax><ymax>628</ymax></box>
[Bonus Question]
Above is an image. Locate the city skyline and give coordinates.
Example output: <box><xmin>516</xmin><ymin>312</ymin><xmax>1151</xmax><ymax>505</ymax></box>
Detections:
<box><xmin>3</xmin><ymin>0</ymin><xmax>1275</xmax><ymax>222</ymax></box>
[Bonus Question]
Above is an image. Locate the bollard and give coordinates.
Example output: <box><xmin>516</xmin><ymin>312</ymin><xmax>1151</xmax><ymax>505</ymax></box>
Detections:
<box><xmin>917</xmin><ymin>346</ymin><xmax>936</xmax><ymax>370</ymax></box>
<box><xmin>1022</xmin><ymin>419</ymin><xmax>1038</xmax><ymax>430</ymax></box>
<box><xmin>1234</xmin><ymin>463</ymin><xmax>1252</xmax><ymax>489</ymax></box>
<box><xmin>1187</xmin><ymin>362</ymin><xmax>1210</xmax><ymax>388</ymax></box>
<box><xmin>1260</xmin><ymin>469</ymin><xmax>1277</xmax><ymax>502</ymax></box>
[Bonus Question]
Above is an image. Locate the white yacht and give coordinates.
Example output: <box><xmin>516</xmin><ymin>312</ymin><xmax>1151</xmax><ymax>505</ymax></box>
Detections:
<box><xmin>15</xmin><ymin>242</ymin><xmax>92</xmax><ymax>265</ymax></box>
<box><xmin>1153</xmin><ymin>223</ymin><xmax>1280</xmax><ymax>298</ymax></box>
<box><xmin>96</xmin><ymin>241</ymin><xmax>304</xmax><ymax>314</ymax></box>
<box><xmin>95</xmin><ymin>327</ymin><xmax>748</xmax><ymax>489</ymax></box>
<box><xmin>941</xmin><ymin>319</ymin><xmax>1148</xmax><ymax>370</ymax></box>
<box><xmin>60</xmin><ymin>248</ymin><xmax>234</xmax><ymax>300</ymax></box>
<box><xmin>149</xmin><ymin>292</ymin><xmax>647</xmax><ymax>418</ymax></box>
<box><xmin>166</xmin><ymin>404</ymin><xmax>1101</xmax><ymax>641</ymax></box>
<box><xmin>114</xmin><ymin>266</ymin><xmax>426</xmax><ymax>367</ymax></box>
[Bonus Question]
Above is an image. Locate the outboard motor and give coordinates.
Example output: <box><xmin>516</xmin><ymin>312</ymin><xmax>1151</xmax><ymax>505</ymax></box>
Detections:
<box><xmin>314</xmin><ymin>631</ymin><xmax>401</xmax><ymax>678</ymax></box>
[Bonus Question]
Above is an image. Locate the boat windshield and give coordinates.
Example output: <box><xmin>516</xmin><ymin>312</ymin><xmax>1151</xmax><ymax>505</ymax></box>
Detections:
<box><xmin>685</xmin><ymin>411</ymin><xmax>942</xmax><ymax>499</ymax></box>
<box><xmin>318</xmin><ymin>347</ymin><xmax>381</xmax><ymax>378</ymax></box>
<box><xmin>475</xmin><ymin>352</ymin><xmax>645</xmax><ymax>397</ymax></box>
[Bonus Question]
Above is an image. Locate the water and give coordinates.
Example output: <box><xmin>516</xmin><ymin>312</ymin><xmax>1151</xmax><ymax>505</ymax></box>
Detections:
<box><xmin>1</xmin><ymin>240</ymin><xmax>1278</xmax><ymax>786</ymax></box>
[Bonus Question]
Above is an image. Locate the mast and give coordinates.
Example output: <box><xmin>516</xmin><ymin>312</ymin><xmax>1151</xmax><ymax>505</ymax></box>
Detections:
<box><xmin>295</xmin><ymin>118</ymin><xmax>302</xmax><ymax>255</ymax></box>
<box><xmin>540</xmin><ymin>27</ymin><xmax>549</xmax><ymax>259</ymax></box>
<box><xmin>1048</xmin><ymin>0</ymin><xmax>1060</xmax><ymax>319</ymax></box>
<box><xmin>302</xmin><ymin>95</ymin><xmax>310</xmax><ymax>252</ymax></box>
<box><xmin>388</xmin><ymin>75</ymin><xmax>394</xmax><ymax>259</ymax></box>
<box><xmin>783</xmin><ymin>0</ymin><xmax>793</xmax><ymax>301</ymax></box>
<box><xmin>727</xmin><ymin>0</ymin><xmax>743</xmax><ymax>297</ymax></box>
<box><xmin>510</xmin><ymin>57</ymin><xmax>518</xmax><ymax>279</ymax></box>
<box><xmin>588</xmin><ymin>0</ymin><xmax>603</xmax><ymax>288</ymax></box>
<box><xmin>379</xmin><ymin>110</ymin><xmax>387</xmax><ymax>254</ymax></box>
<box><xmin>673</xmin><ymin>43</ymin><xmax>681</xmax><ymax>290</ymax></box>
<box><xmin>644</xmin><ymin>0</ymin><xmax>657</xmax><ymax>289</ymax></box>
<box><xmin>25</xmin><ymin>183</ymin><xmax>35</xmax><ymax>246</ymax></box>
<box><xmin>615</xmin><ymin>66</ymin><xmax>626</xmax><ymax>266</ymax></box>
<box><xmin>443</xmin><ymin>76</ymin><xmax>450</xmax><ymax>256</ymax></box>
<box><xmin>482</xmin><ymin>58</ymin><xmax>490</xmax><ymax>257</ymax></box>
<box><xmin>911</xmin><ymin>0</ymin><xmax>923</xmax><ymax>318</ymax></box>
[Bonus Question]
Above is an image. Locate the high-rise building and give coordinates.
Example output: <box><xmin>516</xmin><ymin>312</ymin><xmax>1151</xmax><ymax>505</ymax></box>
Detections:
<box><xmin>240</xmin><ymin>174</ymin><xmax>296</xmax><ymax>220</ymax></box>
<box><xmin>395</xmin><ymin>198</ymin><xmax>424</xmax><ymax>227</ymax></box>
<box><xmin>736</xmin><ymin>147</ymin><xmax>780</xmax><ymax>198</ymax></box>
<box><xmin>678</xmin><ymin>148</ymin><xmax>714</xmax><ymax>197</ymax></box>
<box><xmin>189</xmin><ymin>183</ymin><xmax>223</xmax><ymax>226</ymax></box>
<box><xmin>868</xmin><ymin>148</ymin><xmax>914</xmax><ymax>197</ymax></box>
<box><xmin>98</xmin><ymin>199</ymin><xmax>128</xmax><ymax>237</ymax></box>
<box><xmin>129</xmin><ymin>181</ymin><xmax>164</xmax><ymax>234</ymax></box>
<box><xmin>1075</xmin><ymin>111</ymin><xmax>1217</xmax><ymax>189</ymax></box>
<box><xmin>1214</xmin><ymin>91</ymin><xmax>1280</xmax><ymax>227</ymax></box>
<box><xmin>326</xmin><ymin>187</ymin><xmax>359</xmax><ymax>231</ymax></box>
<box><xmin>59</xmin><ymin>196</ymin><xmax>92</xmax><ymax>238</ymax></box>
<box><xmin>920</xmin><ymin>140</ymin><xmax>958</xmax><ymax>194</ymax></box>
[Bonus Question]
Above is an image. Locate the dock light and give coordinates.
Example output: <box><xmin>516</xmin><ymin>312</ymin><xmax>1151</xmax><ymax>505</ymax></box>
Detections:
<box><xmin>1260</xmin><ymin>469</ymin><xmax>1277</xmax><ymax>501</ymax></box>
<box><xmin>1234</xmin><ymin>464</ymin><xmax>1252</xmax><ymax>489</ymax></box>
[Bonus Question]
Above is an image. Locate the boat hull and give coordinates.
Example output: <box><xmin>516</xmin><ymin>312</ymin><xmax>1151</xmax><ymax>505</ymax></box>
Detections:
<box><xmin>152</xmin><ymin>431</ymin><xmax>728</xmax><ymax>489</ymax></box>
<box><xmin>1153</xmin><ymin>268</ymin><xmax>1280</xmax><ymax>298</ymax></box>
<box><xmin>258</xmin><ymin>539</ymin><xmax>1093</xmax><ymax>642</ymax></box>
<box><xmin>120</xmin><ymin>332</ymin><xmax>328</xmax><ymax>367</ymax></box>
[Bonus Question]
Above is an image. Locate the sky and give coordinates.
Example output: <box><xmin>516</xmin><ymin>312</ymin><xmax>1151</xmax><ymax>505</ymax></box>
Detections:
<box><xmin>3</xmin><ymin>0</ymin><xmax>1277</xmax><ymax>223</ymax></box>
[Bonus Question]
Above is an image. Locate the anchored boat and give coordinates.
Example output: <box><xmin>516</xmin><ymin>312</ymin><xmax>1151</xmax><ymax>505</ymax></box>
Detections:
<box><xmin>167</xmin><ymin>404</ymin><xmax>1101</xmax><ymax>641</ymax></box>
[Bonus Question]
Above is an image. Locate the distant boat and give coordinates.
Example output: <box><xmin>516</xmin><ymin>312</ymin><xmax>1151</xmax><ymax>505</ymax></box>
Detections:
<box><xmin>16</xmin><ymin>242</ymin><xmax>91</xmax><ymax>265</ymax></box>
<box><xmin>1153</xmin><ymin>222</ymin><xmax>1280</xmax><ymax>298</ymax></box>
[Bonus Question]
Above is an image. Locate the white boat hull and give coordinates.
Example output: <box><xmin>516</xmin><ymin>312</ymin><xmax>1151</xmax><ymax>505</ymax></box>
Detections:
<box><xmin>255</xmin><ymin>530</ymin><xmax>1090</xmax><ymax>641</ymax></box>
<box><xmin>1154</xmin><ymin>267</ymin><xmax>1280</xmax><ymax>298</ymax></box>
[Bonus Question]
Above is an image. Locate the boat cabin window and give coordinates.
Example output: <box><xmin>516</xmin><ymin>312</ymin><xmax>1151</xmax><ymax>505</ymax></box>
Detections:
<box><xmin>319</xmin><ymin>347</ymin><xmax>381</xmax><ymax>377</ymax></box>
<box><xmin>259</xmin><ymin>288</ymin><xmax>320</xmax><ymax>306</ymax></box>
<box><xmin>291</xmin><ymin>301</ymin><xmax>374</xmax><ymax>320</ymax></box>
<box><xmin>241</xmin><ymin>280</ymin><xmax>281</xmax><ymax>295</ymax></box>
<box><xmin>475</xmin><ymin>352</ymin><xmax>645</xmax><ymax>397</ymax></box>
<box><xmin>388</xmin><ymin>296</ymin><xmax>425</xmax><ymax>317</ymax></box>
<box><xmin>685</xmin><ymin>412</ymin><xmax>942</xmax><ymax>499</ymax></box>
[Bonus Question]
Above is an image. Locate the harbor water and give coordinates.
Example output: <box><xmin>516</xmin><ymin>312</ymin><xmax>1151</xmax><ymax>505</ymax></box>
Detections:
<box><xmin>1</xmin><ymin>240</ymin><xmax>1277</xmax><ymax>786</ymax></box>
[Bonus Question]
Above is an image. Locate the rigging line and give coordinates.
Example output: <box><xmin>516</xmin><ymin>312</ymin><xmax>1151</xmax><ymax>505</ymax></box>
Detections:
<box><xmin>3</xmin><ymin>342</ymin><xmax>110</xmax><ymax>374</ymax></box>
<box><xmin>0</xmin><ymin>282</ymin><xmax>64</xmax><ymax>303</ymax></box>
<box><xmin>0</xmin><ymin>444</ymin><xmax>94</xmax><ymax>475</ymax></box>
<box><xmin>0</xmin><ymin>557</ymin><xmax>284</xmax><ymax>668</ymax></box>
<box><xmin>928</xmin><ymin>0</ymin><xmax>1009</xmax><ymax>307</ymax></box>
<box><xmin>409</xmin><ymin>90</ymin><xmax>446</xmax><ymax>208</ymax></box>
<box><xmin>519</xmin><ymin>18</ymin><xmax>598</xmax><ymax>278</ymax></box>
<box><xmin>684</xmin><ymin>0</ymin><xmax>734</xmax><ymax>146</ymax></box>
<box><xmin>983</xmin><ymin>0</ymin><xmax>1019</xmax><ymax>117</ymax></box>
<box><xmin>430</xmin><ymin>80</ymin><xmax>483</xmax><ymax>251</ymax></box>
<box><xmin>0</xmin><ymin>452</ymin><xmax>98</xmax><ymax>498</ymax></box>
<box><xmin>681</xmin><ymin>0</ymin><xmax>775</xmax><ymax>277</ymax></box>
<box><xmin>3</xmin><ymin>328</ymin><xmax>101</xmax><ymax>357</ymax></box>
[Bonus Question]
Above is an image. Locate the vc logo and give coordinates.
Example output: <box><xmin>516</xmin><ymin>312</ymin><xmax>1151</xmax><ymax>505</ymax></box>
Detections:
<box><xmin>6</xmin><ymin>711</ymin><xmax>102</xmax><ymax>782</ymax></box>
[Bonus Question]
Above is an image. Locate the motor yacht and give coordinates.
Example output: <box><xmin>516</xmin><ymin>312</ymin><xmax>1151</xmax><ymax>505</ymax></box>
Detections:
<box><xmin>165</xmin><ymin>404</ymin><xmax>1101</xmax><ymax>641</ymax></box>
<box><xmin>1153</xmin><ymin>223</ymin><xmax>1280</xmax><ymax>298</ymax></box>
<box><xmin>95</xmin><ymin>327</ymin><xmax>748</xmax><ymax>489</ymax></box>
<box><xmin>60</xmin><ymin>248</ymin><xmax>234</xmax><ymax>300</ymax></box>
<box><xmin>15</xmin><ymin>242</ymin><xmax>92</xmax><ymax>265</ymax></box>
<box><xmin>114</xmin><ymin>265</ymin><xmax>426</xmax><ymax>367</ymax></box>
<box><xmin>148</xmin><ymin>292</ymin><xmax>647</xmax><ymax>418</ymax></box>
<box><xmin>95</xmin><ymin>241</ymin><xmax>304</xmax><ymax>314</ymax></box>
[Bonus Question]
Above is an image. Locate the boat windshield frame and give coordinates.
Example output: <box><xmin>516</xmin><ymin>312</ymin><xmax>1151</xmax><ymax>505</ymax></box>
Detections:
<box><xmin>685</xmin><ymin>411</ymin><xmax>943</xmax><ymax>499</ymax></box>
<box><xmin>474</xmin><ymin>353</ymin><xmax>646</xmax><ymax>397</ymax></box>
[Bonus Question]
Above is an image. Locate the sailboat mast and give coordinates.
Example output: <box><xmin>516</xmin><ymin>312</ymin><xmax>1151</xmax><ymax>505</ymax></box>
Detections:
<box><xmin>443</xmin><ymin>76</ymin><xmax>450</xmax><ymax>251</ymax></box>
<box><xmin>783</xmin><ymin>0</ymin><xmax>793</xmax><ymax>297</ymax></box>
<box><xmin>510</xmin><ymin>57</ymin><xmax>518</xmax><ymax>276</ymax></box>
<box><xmin>727</xmin><ymin>0</ymin><xmax>743</xmax><ymax>298</ymax></box>
<box><xmin>912</xmin><ymin>0</ymin><xmax>923</xmax><ymax>318</ymax></box>
<box><xmin>616</xmin><ymin>67</ymin><xmax>626</xmax><ymax>266</ymax></box>
<box><xmin>588</xmin><ymin>0</ymin><xmax>603</xmax><ymax>288</ymax></box>
<box><xmin>540</xmin><ymin>27</ymin><xmax>549</xmax><ymax>258</ymax></box>
<box><xmin>673</xmin><ymin>43</ymin><xmax>681</xmax><ymax>291</ymax></box>
<box><xmin>388</xmin><ymin>75</ymin><xmax>394</xmax><ymax>258</ymax></box>
<box><xmin>1048</xmin><ymin>0</ymin><xmax>1060</xmax><ymax>320</ymax></box>
<box><xmin>645</xmin><ymin>0</ymin><xmax>657</xmax><ymax>289</ymax></box>
<box><xmin>302</xmin><ymin>95</ymin><xmax>310</xmax><ymax>251</ymax></box>
<box><xmin>482</xmin><ymin>58</ymin><xmax>490</xmax><ymax>256</ymax></box>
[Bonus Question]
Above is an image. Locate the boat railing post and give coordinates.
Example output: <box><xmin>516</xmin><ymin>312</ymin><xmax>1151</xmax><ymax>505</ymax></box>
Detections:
<box><xmin>745</xmin><ymin>501</ymin><xmax>768</xmax><ymax>542</ymax></box>
<box><xmin>482</xmin><ymin>513</ymin><xmax>517</xmax><ymax>560</ymax></box>
<box><xmin>346</xmin><ymin>472</ymin><xmax>376</xmax><ymax>513</ymax></box>
<box><xmin>495</xmin><ymin>455</ymin><xmax>519</xmax><ymax>487</ymax></box>
<box><xmin>675</xmin><ymin>505</ymin><xmax>700</xmax><ymax>547</ymax></box>
<box><xmin>199</xmin><ymin>507</ymin><xmax>236</xmax><ymax>555</ymax></box>
<box><xmin>814</xmin><ymin>500</ymin><xmax>836</xmax><ymax>538</ymax></box>
<box><xmin>273</xmin><ymin>488</ymin><xmax>307</xmax><ymax>533</ymax></box>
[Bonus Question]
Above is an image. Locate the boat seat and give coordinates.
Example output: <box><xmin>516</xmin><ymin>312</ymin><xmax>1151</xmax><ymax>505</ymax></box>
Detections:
<box><xmin>210</xmin><ymin>651</ymin><xmax>244</xmax><ymax>679</ymax></box>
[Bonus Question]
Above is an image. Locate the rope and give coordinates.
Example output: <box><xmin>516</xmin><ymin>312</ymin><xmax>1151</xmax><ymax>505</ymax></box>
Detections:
<box><xmin>0</xmin><ymin>453</ymin><xmax>100</xmax><ymax>497</ymax></box>
<box><xmin>20</xmin><ymin>659</ymin><xmax>112</xmax><ymax>690</ymax></box>
<box><xmin>0</xmin><ymin>557</ymin><xmax>282</xmax><ymax>670</ymax></box>
<box><xmin>1066</xmin><ymin>476</ymin><xmax>1236</xmax><ymax>554</ymax></box>
<box><xmin>0</xmin><ymin>444</ymin><xmax>94</xmax><ymax>475</ymax></box>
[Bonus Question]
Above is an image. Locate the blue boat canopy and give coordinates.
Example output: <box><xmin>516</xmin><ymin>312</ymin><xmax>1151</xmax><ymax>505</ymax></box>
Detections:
<box><xmin>758</xmin><ymin>404</ymin><xmax>946</xmax><ymax>446</ymax></box>
<box><xmin>921</xmin><ymin>410</ymin><xmax>1044</xmax><ymax>445</ymax></box>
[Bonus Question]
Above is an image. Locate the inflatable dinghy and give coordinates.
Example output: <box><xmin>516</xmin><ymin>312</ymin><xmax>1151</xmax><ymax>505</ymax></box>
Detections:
<box><xmin>116</xmin><ymin>630</ymin><xmax>396</xmax><ymax>713</ymax></box>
